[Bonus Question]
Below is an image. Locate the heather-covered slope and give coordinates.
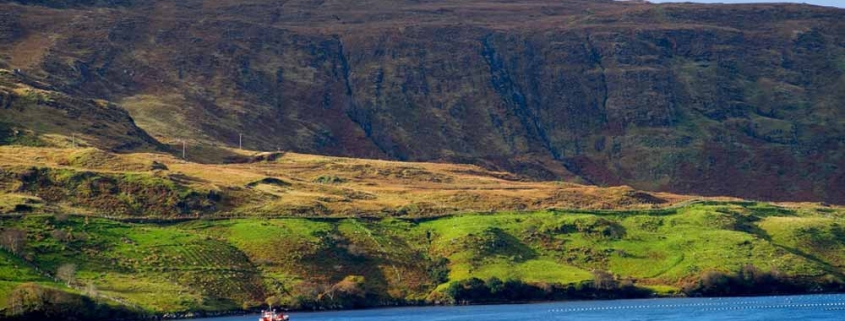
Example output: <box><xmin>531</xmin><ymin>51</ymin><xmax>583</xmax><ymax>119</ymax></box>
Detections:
<box><xmin>0</xmin><ymin>0</ymin><xmax>843</xmax><ymax>203</ymax></box>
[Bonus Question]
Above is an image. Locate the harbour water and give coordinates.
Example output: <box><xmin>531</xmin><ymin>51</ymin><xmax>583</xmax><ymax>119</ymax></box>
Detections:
<box><xmin>193</xmin><ymin>294</ymin><xmax>845</xmax><ymax>321</ymax></box>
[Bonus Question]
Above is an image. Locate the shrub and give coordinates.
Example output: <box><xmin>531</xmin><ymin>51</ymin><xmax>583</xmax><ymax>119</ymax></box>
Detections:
<box><xmin>550</xmin><ymin>218</ymin><xmax>626</xmax><ymax>240</ymax></box>
<box><xmin>313</xmin><ymin>175</ymin><xmax>345</xmax><ymax>184</ymax></box>
<box><xmin>0</xmin><ymin>228</ymin><xmax>26</xmax><ymax>255</ymax></box>
<box><xmin>56</xmin><ymin>264</ymin><xmax>77</xmax><ymax>286</ymax></box>
<box><xmin>681</xmin><ymin>264</ymin><xmax>832</xmax><ymax>297</ymax></box>
<box><xmin>591</xmin><ymin>269</ymin><xmax>617</xmax><ymax>290</ymax></box>
<box><xmin>443</xmin><ymin>274</ymin><xmax>652</xmax><ymax>304</ymax></box>
<box><xmin>426</xmin><ymin>256</ymin><xmax>450</xmax><ymax>284</ymax></box>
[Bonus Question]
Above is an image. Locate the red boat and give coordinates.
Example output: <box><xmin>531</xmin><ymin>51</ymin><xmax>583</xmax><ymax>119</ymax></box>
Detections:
<box><xmin>258</xmin><ymin>309</ymin><xmax>290</xmax><ymax>321</ymax></box>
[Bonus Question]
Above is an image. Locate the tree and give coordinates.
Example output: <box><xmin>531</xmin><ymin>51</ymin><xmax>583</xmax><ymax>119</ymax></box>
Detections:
<box><xmin>83</xmin><ymin>283</ymin><xmax>98</xmax><ymax>297</ymax></box>
<box><xmin>738</xmin><ymin>264</ymin><xmax>763</xmax><ymax>286</ymax></box>
<box><xmin>56</xmin><ymin>263</ymin><xmax>77</xmax><ymax>286</ymax></box>
<box><xmin>0</xmin><ymin>228</ymin><xmax>26</xmax><ymax>255</ymax></box>
<box><xmin>7</xmin><ymin>283</ymin><xmax>53</xmax><ymax>317</ymax></box>
<box><xmin>487</xmin><ymin>277</ymin><xmax>504</xmax><ymax>295</ymax></box>
<box><xmin>592</xmin><ymin>269</ymin><xmax>617</xmax><ymax>290</ymax></box>
<box><xmin>444</xmin><ymin>281</ymin><xmax>462</xmax><ymax>300</ymax></box>
<box><xmin>426</xmin><ymin>257</ymin><xmax>450</xmax><ymax>284</ymax></box>
<box><xmin>693</xmin><ymin>270</ymin><xmax>730</xmax><ymax>296</ymax></box>
<box><xmin>445</xmin><ymin>278</ymin><xmax>489</xmax><ymax>303</ymax></box>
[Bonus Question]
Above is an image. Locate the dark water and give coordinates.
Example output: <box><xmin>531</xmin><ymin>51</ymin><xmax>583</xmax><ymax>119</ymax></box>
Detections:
<box><xmin>195</xmin><ymin>294</ymin><xmax>845</xmax><ymax>321</ymax></box>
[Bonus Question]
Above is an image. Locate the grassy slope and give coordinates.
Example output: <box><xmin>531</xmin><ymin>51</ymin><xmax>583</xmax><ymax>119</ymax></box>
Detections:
<box><xmin>1</xmin><ymin>202</ymin><xmax>843</xmax><ymax>314</ymax></box>
<box><xmin>0</xmin><ymin>250</ymin><xmax>61</xmax><ymax>301</ymax></box>
<box><xmin>0</xmin><ymin>146</ymin><xmax>698</xmax><ymax>219</ymax></box>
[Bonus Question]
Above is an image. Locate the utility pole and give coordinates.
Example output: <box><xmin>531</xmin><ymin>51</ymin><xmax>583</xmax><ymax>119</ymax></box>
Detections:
<box><xmin>239</xmin><ymin>133</ymin><xmax>243</xmax><ymax>150</ymax></box>
<box><xmin>181</xmin><ymin>140</ymin><xmax>186</xmax><ymax>160</ymax></box>
<box><xmin>71</xmin><ymin>134</ymin><xmax>76</xmax><ymax>149</ymax></box>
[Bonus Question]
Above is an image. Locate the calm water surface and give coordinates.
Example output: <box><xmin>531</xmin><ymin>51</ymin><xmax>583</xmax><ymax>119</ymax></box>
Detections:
<box><xmin>194</xmin><ymin>294</ymin><xmax>845</xmax><ymax>321</ymax></box>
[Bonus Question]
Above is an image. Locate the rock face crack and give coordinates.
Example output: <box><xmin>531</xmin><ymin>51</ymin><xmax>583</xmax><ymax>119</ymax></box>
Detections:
<box><xmin>337</xmin><ymin>36</ymin><xmax>371</xmax><ymax>136</ymax></box>
<box><xmin>337</xmin><ymin>36</ymin><xmax>395</xmax><ymax>159</ymax></box>
<box><xmin>337</xmin><ymin>37</ymin><xmax>355</xmax><ymax>98</ymax></box>
<box><xmin>481</xmin><ymin>35</ymin><xmax>559</xmax><ymax>160</ymax></box>
<box><xmin>585</xmin><ymin>34</ymin><xmax>609</xmax><ymax>123</ymax></box>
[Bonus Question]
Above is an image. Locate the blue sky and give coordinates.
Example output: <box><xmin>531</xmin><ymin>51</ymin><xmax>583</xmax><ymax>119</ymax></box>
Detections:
<box><xmin>647</xmin><ymin>0</ymin><xmax>845</xmax><ymax>8</ymax></box>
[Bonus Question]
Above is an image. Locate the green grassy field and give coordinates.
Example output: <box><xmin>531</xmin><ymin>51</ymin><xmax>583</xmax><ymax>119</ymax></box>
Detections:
<box><xmin>1</xmin><ymin>202</ymin><xmax>844</xmax><ymax>315</ymax></box>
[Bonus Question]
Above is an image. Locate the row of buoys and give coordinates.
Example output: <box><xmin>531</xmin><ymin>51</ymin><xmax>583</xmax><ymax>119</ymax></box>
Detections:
<box><xmin>700</xmin><ymin>302</ymin><xmax>845</xmax><ymax>311</ymax></box>
<box><xmin>548</xmin><ymin>301</ymin><xmax>845</xmax><ymax>313</ymax></box>
<box><xmin>549</xmin><ymin>301</ymin><xmax>763</xmax><ymax>312</ymax></box>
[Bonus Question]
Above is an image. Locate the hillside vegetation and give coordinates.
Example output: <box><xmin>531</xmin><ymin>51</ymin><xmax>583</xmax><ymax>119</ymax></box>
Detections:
<box><xmin>0</xmin><ymin>146</ymin><xmax>692</xmax><ymax>219</ymax></box>
<box><xmin>0</xmin><ymin>0</ymin><xmax>843</xmax><ymax>202</ymax></box>
<box><xmin>0</xmin><ymin>202</ymin><xmax>843</xmax><ymax>317</ymax></box>
<box><xmin>0</xmin><ymin>0</ymin><xmax>844</xmax><ymax>319</ymax></box>
<box><xmin>0</xmin><ymin>146</ymin><xmax>841</xmax><ymax>318</ymax></box>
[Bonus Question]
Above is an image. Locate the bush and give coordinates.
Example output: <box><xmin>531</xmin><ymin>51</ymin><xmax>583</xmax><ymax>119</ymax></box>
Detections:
<box><xmin>313</xmin><ymin>175</ymin><xmax>345</xmax><ymax>184</ymax></box>
<box><xmin>426</xmin><ymin>256</ymin><xmax>450</xmax><ymax>284</ymax></box>
<box><xmin>591</xmin><ymin>269</ymin><xmax>617</xmax><ymax>290</ymax></box>
<box><xmin>442</xmin><ymin>275</ymin><xmax>651</xmax><ymax>305</ymax></box>
<box><xmin>56</xmin><ymin>264</ymin><xmax>77</xmax><ymax>286</ymax></box>
<box><xmin>550</xmin><ymin>218</ymin><xmax>626</xmax><ymax>240</ymax></box>
<box><xmin>681</xmin><ymin>264</ymin><xmax>838</xmax><ymax>297</ymax></box>
<box><xmin>0</xmin><ymin>228</ymin><xmax>26</xmax><ymax>255</ymax></box>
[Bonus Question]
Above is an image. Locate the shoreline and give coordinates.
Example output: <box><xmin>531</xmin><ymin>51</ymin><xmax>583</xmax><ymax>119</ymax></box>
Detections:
<box><xmin>158</xmin><ymin>290</ymin><xmax>845</xmax><ymax>320</ymax></box>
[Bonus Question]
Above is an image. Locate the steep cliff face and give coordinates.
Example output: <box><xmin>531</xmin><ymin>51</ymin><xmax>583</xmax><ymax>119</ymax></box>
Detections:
<box><xmin>0</xmin><ymin>0</ymin><xmax>843</xmax><ymax>203</ymax></box>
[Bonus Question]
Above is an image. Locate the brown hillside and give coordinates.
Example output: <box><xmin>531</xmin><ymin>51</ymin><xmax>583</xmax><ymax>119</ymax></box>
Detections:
<box><xmin>0</xmin><ymin>145</ymin><xmax>704</xmax><ymax>218</ymax></box>
<box><xmin>0</xmin><ymin>0</ymin><xmax>843</xmax><ymax>203</ymax></box>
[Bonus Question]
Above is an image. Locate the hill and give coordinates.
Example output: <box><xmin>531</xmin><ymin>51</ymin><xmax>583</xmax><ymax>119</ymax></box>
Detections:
<box><xmin>0</xmin><ymin>145</ymin><xmax>689</xmax><ymax>218</ymax></box>
<box><xmin>0</xmin><ymin>145</ymin><xmax>842</xmax><ymax>317</ymax></box>
<box><xmin>1</xmin><ymin>202</ymin><xmax>844</xmax><ymax>317</ymax></box>
<box><xmin>0</xmin><ymin>146</ymin><xmax>842</xmax><ymax>318</ymax></box>
<box><xmin>0</xmin><ymin>0</ymin><xmax>843</xmax><ymax>203</ymax></box>
<box><xmin>0</xmin><ymin>70</ymin><xmax>160</xmax><ymax>152</ymax></box>
<box><xmin>1</xmin><ymin>0</ymin><xmax>845</xmax><ymax>319</ymax></box>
